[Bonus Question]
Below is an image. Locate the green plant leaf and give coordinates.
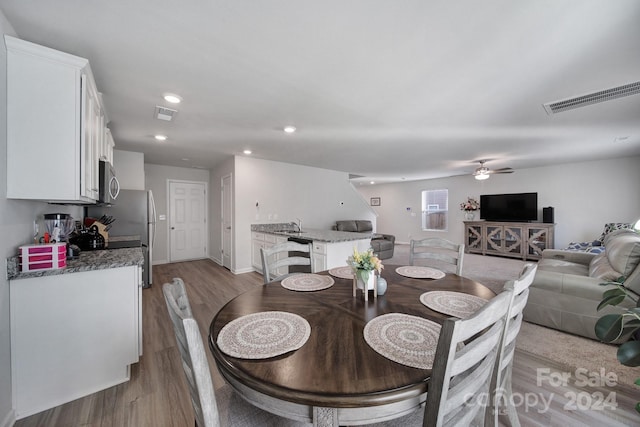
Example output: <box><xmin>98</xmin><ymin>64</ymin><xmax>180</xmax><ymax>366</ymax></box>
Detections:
<box><xmin>595</xmin><ymin>314</ymin><xmax>625</xmax><ymax>342</ymax></box>
<box><xmin>597</xmin><ymin>292</ymin><xmax>628</xmax><ymax>311</ymax></box>
<box><xmin>634</xmin><ymin>377</ymin><xmax>640</xmax><ymax>386</ymax></box>
<box><xmin>618</xmin><ymin>341</ymin><xmax>640</xmax><ymax>367</ymax></box>
<box><xmin>635</xmin><ymin>401</ymin><xmax>640</xmax><ymax>414</ymax></box>
<box><xmin>603</xmin><ymin>288</ymin><xmax>627</xmax><ymax>299</ymax></box>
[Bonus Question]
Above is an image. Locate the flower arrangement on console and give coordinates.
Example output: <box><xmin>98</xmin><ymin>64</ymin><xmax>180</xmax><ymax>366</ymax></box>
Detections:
<box><xmin>347</xmin><ymin>247</ymin><xmax>383</xmax><ymax>283</ymax></box>
<box><xmin>460</xmin><ymin>197</ymin><xmax>480</xmax><ymax>212</ymax></box>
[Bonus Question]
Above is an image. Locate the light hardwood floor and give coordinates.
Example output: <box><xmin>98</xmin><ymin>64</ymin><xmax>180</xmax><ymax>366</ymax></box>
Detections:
<box><xmin>14</xmin><ymin>259</ymin><xmax>640</xmax><ymax>426</ymax></box>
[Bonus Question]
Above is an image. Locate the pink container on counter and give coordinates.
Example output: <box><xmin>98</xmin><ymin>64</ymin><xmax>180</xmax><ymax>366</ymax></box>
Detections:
<box><xmin>19</xmin><ymin>243</ymin><xmax>67</xmax><ymax>272</ymax></box>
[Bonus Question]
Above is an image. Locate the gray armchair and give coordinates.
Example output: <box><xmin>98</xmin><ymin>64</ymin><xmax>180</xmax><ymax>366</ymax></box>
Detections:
<box><xmin>334</xmin><ymin>220</ymin><xmax>395</xmax><ymax>259</ymax></box>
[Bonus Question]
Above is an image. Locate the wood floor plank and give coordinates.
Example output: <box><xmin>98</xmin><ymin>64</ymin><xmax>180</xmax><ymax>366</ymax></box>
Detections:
<box><xmin>14</xmin><ymin>259</ymin><xmax>640</xmax><ymax>426</ymax></box>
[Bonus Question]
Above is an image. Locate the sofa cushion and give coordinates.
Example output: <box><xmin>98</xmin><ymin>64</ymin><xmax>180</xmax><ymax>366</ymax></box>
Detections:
<box><xmin>355</xmin><ymin>220</ymin><xmax>373</xmax><ymax>233</ymax></box>
<box><xmin>335</xmin><ymin>220</ymin><xmax>358</xmax><ymax>232</ymax></box>
<box><xmin>589</xmin><ymin>252</ymin><xmax>622</xmax><ymax>281</ymax></box>
<box><xmin>603</xmin><ymin>230</ymin><xmax>640</xmax><ymax>278</ymax></box>
<box><xmin>538</xmin><ymin>258</ymin><xmax>589</xmax><ymax>276</ymax></box>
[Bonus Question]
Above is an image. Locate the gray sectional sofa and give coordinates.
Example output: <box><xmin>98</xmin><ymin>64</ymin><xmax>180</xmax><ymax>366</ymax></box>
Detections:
<box><xmin>523</xmin><ymin>229</ymin><xmax>640</xmax><ymax>341</ymax></box>
<box><xmin>334</xmin><ymin>220</ymin><xmax>395</xmax><ymax>259</ymax></box>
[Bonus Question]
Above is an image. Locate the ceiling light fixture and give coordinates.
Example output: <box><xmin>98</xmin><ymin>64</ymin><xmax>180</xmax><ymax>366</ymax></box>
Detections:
<box><xmin>243</xmin><ymin>149</ymin><xmax>252</xmax><ymax>155</ymax></box>
<box><xmin>154</xmin><ymin>134</ymin><xmax>167</xmax><ymax>141</ymax></box>
<box><xmin>370</xmin><ymin>181</ymin><xmax>376</xmax><ymax>185</ymax></box>
<box><xmin>163</xmin><ymin>93</ymin><xmax>182</xmax><ymax>104</ymax></box>
<box><xmin>284</xmin><ymin>126</ymin><xmax>296</xmax><ymax>134</ymax></box>
<box><xmin>474</xmin><ymin>172</ymin><xmax>490</xmax><ymax>181</ymax></box>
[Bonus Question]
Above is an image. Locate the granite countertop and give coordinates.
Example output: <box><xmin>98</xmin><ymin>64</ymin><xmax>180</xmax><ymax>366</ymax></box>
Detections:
<box><xmin>7</xmin><ymin>247</ymin><xmax>144</xmax><ymax>280</ymax></box>
<box><xmin>252</xmin><ymin>223</ymin><xmax>372</xmax><ymax>243</ymax></box>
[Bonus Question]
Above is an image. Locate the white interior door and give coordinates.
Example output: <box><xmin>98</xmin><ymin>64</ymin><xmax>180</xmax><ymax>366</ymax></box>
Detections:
<box><xmin>169</xmin><ymin>180</ymin><xmax>207</xmax><ymax>262</ymax></box>
<box><xmin>221</xmin><ymin>174</ymin><xmax>233</xmax><ymax>270</ymax></box>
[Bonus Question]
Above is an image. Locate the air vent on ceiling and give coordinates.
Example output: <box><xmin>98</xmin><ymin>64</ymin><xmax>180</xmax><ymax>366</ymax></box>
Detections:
<box><xmin>155</xmin><ymin>105</ymin><xmax>178</xmax><ymax>121</ymax></box>
<box><xmin>543</xmin><ymin>81</ymin><xmax>640</xmax><ymax>115</ymax></box>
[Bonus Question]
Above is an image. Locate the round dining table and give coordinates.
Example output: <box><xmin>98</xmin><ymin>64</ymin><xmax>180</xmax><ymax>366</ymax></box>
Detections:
<box><xmin>208</xmin><ymin>266</ymin><xmax>495</xmax><ymax>426</ymax></box>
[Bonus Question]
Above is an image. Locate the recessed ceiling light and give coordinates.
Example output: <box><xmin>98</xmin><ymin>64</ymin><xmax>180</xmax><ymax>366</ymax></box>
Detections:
<box><xmin>181</xmin><ymin>158</ymin><xmax>190</xmax><ymax>161</ymax></box>
<box><xmin>243</xmin><ymin>149</ymin><xmax>252</xmax><ymax>155</ymax></box>
<box><xmin>284</xmin><ymin>126</ymin><xmax>296</xmax><ymax>134</ymax></box>
<box><xmin>163</xmin><ymin>93</ymin><xmax>182</xmax><ymax>104</ymax></box>
<box><xmin>370</xmin><ymin>181</ymin><xmax>376</xmax><ymax>185</ymax></box>
<box><xmin>154</xmin><ymin>134</ymin><xmax>167</xmax><ymax>141</ymax></box>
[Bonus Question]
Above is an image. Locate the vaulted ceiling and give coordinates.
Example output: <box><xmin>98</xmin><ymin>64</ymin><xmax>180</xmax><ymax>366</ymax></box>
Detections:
<box><xmin>2</xmin><ymin>0</ymin><xmax>639</xmax><ymax>182</ymax></box>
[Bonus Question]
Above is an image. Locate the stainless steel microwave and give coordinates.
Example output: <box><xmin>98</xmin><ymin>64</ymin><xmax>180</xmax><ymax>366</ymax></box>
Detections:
<box><xmin>98</xmin><ymin>160</ymin><xmax>120</xmax><ymax>205</ymax></box>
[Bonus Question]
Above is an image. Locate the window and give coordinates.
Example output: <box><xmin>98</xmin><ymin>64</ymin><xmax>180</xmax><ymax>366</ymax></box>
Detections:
<box><xmin>422</xmin><ymin>189</ymin><xmax>448</xmax><ymax>231</ymax></box>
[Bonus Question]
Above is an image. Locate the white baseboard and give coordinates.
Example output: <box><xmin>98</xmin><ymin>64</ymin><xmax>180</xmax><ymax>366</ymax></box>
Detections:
<box><xmin>1</xmin><ymin>409</ymin><xmax>15</xmax><ymax>427</ymax></box>
<box><xmin>209</xmin><ymin>255</ymin><xmax>222</xmax><ymax>265</ymax></box>
<box><xmin>233</xmin><ymin>267</ymin><xmax>255</xmax><ymax>275</ymax></box>
<box><xmin>152</xmin><ymin>259</ymin><xmax>168</xmax><ymax>265</ymax></box>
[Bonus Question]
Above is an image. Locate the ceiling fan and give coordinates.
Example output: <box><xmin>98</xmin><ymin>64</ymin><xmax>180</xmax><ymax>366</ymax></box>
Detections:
<box><xmin>472</xmin><ymin>160</ymin><xmax>514</xmax><ymax>180</ymax></box>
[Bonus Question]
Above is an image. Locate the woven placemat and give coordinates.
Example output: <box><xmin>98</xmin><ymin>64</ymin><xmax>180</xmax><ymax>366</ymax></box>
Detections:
<box><xmin>420</xmin><ymin>291</ymin><xmax>488</xmax><ymax>319</ymax></box>
<box><xmin>328</xmin><ymin>266</ymin><xmax>355</xmax><ymax>279</ymax></box>
<box><xmin>281</xmin><ymin>273</ymin><xmax>335</xmax><ymax>291</ymax></box>
<box><xmin>363</xmin><ymin>313</ymin><xmax>441</xmax><ymax>369</ymax></box>
<box><xmin>395</xmin><ymin>266</ymin><xmax>445</xmax><ymax>279</ymax></box>
<box><xmin>217</xmin><ymin>311</ymin><xmax>311</xmax><ymax>359</ymax></box>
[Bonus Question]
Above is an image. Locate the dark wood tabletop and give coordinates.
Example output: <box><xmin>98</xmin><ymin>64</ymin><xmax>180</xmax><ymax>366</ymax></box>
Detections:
<box><xmin>208</xmin><ymin>265</ymin><xmax>495</xmax><ymax>423</ymax></box>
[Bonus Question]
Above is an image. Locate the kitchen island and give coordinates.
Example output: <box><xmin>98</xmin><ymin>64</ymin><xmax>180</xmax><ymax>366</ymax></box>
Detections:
<box><xmin>251</xmin><ymin>224</ymin><xmax>372</xmax><ymax>273</ymax></box>
<box><xmin>8</xmin><ymin>247</ymin><xmax>144</xmax><ymax>419</ymax></box>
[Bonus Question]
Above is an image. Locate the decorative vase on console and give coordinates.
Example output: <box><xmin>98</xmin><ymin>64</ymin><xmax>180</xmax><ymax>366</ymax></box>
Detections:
<box><xmin>460</xmin><ymin>197</ymin><xmax>480</xmax><ymax>221</ymax></box>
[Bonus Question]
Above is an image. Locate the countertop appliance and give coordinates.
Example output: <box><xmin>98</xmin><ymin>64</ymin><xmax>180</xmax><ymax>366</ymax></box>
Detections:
<box><xmin>86</xmin><ymin>190</ymin><xmax>156</xmax><ymax>288</ymax></box>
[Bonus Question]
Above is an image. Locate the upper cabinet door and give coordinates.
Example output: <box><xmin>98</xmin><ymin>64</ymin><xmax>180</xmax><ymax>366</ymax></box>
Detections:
<box><xmin>5</xmin><ymin>36</ymin><xmax>105</xmax><ymax>204</ymax></box>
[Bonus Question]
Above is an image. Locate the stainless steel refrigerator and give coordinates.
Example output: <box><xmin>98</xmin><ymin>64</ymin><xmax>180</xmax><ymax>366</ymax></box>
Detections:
<box><xmin>86</xmin><ymin>189</ymin><xmax>157</xmax><ymax>288</ymax></box>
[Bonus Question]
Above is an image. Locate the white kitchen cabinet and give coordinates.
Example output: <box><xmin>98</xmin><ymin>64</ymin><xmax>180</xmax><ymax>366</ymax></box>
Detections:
<box><xmin>103</xmin><ymin>127</ymin><xmax>116</xmax><ymax>165</ymax></box>
<box><xmin>10</xmin><ymin>266</ymin><xmax>141</xmax><ymax>419</ymax></box>
<box><xmin>312</xmin><ymin>241</ymin><xmax>327</xmax><ymax>272</ymax></box>
<box><xmin>314</xmin><ymin>239</ymin><xmax>371</xmax><ymax>271</ymax></box>
<box><xmin>5</xmin><ymin>35</ymin><xmax>105</xmax><ymax>203</ymax></box>
<box><xmin>251</xmin><ymin>232</ymin><xmax>287</xmax><ymax>274</ymax></box>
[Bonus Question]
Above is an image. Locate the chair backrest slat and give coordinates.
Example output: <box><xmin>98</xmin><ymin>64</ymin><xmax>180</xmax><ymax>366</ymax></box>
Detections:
<box><xmin>163</xmin><ymin>278</ymin><xmax>221</xmax><ymax>427</ymax></box>
<box><xmin>425</xmin><ymin>288</ymin><xmax>513</xmax><ymax>427</ymax></box>
<box><xmin>409</xmin><ymin>238</ymin><xmax>465</xmax><ymax>275</ymax></box>
<box><xmin>260</xmin><ymin>241</ymin><xmax>314</xmax><ymax>284</ymax></box>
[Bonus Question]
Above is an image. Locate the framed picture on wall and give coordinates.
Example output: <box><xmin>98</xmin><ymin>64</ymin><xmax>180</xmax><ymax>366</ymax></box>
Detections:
<box><xmin>370</xmin><ymin>197</ymin><xmax>381</xmax><ymax>206</ymax></box>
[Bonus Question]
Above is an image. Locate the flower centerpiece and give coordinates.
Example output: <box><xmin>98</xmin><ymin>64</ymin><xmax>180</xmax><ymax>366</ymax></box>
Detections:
<box><xmin>460</xmin><ymin>197</ymin><xmax>480</xmax><ymax>220</ymax></box>
<box><xmin>347</xmin><ymin>247</ymin><xmax>383</xmax><ymax>287</ymax></box>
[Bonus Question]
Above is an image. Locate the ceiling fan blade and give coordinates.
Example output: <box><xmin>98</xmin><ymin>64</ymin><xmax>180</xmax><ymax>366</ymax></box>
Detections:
<box><xmin>488</xmin><ymin>168</ymin><xmax>514</xmax><ymax>174</ymax></box>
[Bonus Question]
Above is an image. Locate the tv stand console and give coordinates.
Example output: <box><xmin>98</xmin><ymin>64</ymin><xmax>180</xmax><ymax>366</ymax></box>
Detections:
<box><xmin>464</xmin><ymin>221</ymin><xmax>555</xmax><ymax>261</ymax></box>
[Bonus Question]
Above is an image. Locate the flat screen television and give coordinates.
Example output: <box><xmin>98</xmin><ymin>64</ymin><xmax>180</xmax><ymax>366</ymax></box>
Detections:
<box><xmin>480</xmin><ymin>192</ymin><xmax>538</xmax><ymax>222</ymax></box>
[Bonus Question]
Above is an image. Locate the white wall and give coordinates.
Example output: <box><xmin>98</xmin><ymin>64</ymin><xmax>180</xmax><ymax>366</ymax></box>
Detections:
<box><xmin>357</xmin><ymin>156</ymin><xmax>640</xmax><ymax>248</ymax></box>
<box><xmin>145</xmin><ymin>163</ymin><xmax>210</xmax><ymax>264</ymax></box>
<box><xmin>228</xmin><ymin>156</ymin><xmax>375</xmax><ymax>273</ymax></box>
<box><xmin>0</xmin><ymin>14</ymin><xmax>82</xmax><ymax>427</ymax></box>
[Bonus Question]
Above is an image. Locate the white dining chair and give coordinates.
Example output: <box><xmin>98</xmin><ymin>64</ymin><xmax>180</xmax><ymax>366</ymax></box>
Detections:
<box><xmin>163</xmin><ymin>278</ymin><xmax>312</xmax><ymax>427</ymax></box>
<box><xmin>424</xmin><ymin>287</ymin><xmax>513</xmax><ymax>427</ymax></box>
<box><xmin>486</xmin><ymin>263</ymin><xmax>538</xmax><ymax>427</ymax></box>
<box><xmin>409</xmin><ymin>237</ymin><xmax>465</xmax><ymax>275</ymax></box>
<box><xmin>260</xmin><ymin>241</ymin><xmax>314</xmax><ymax>284</ymax></box>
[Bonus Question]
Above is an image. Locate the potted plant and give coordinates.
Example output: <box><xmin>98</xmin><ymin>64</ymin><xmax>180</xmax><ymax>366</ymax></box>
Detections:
<box><xmin>595</xmin><ymin>275</ymin><xmax>640</xmax><ymax>412</ymax></box>
<box><xmin>347</xmin><ymin>247</ymin><xmax>383</xmax><ymax>291</ymax></box>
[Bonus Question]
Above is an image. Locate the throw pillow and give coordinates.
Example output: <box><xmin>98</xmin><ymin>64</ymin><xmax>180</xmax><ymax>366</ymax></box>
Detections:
<box><xmin>598</xmin><ymin>222</ymin><xmax>633</xmax><ymax>242</ymax></box>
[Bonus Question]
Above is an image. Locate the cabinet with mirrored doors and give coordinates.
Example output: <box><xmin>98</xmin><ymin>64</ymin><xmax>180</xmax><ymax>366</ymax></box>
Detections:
<box><xmin>464</xmin><ymin>221</ymin><xmax>555</xmax><ymax>260</ymax></box>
